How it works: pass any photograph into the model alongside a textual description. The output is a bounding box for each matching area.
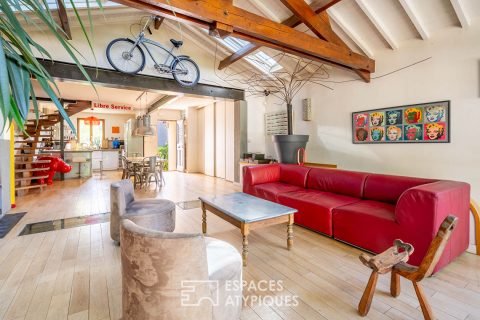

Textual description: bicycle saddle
[170,39,183,48]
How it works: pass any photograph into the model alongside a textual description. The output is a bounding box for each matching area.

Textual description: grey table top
[199,192,297,223]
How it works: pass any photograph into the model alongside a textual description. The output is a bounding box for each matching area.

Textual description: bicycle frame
[129,17,180,69]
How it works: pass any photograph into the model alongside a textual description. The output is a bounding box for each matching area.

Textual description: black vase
[272,134,309,164]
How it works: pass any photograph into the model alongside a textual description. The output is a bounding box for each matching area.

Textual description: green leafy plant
[0,0,100,133]
[158,144,168,170]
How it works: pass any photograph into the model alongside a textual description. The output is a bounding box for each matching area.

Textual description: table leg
[201,202,207,235]
[287,214,294,250]
[241,223,250,267]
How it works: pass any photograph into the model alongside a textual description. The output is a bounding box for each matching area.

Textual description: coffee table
[199,192,297,266]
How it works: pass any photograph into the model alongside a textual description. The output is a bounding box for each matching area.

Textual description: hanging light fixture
[84,116,100,125]
[133,91,156,136]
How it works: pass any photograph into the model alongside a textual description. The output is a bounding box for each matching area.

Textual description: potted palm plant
[0,0,99,133]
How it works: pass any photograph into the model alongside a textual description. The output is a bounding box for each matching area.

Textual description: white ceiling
[81,0,480,74]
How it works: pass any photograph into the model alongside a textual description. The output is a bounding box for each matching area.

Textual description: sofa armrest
[243,164,280,193]
[396,181,470,230]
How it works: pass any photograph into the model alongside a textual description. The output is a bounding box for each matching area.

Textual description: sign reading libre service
[91,101,133,112]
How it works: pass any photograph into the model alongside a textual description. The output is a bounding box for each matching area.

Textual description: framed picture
[352,100,450,144]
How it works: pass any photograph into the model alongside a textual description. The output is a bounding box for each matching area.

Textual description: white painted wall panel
[225,101,235,182]
[215,101,226,179]
[204,104,215,176]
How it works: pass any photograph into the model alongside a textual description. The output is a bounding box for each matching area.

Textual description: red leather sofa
[243,164,470,272]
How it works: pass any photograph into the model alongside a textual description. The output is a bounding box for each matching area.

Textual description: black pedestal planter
[272,134,309,164]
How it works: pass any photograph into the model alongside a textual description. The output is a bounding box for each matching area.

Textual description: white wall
[203,104,215,176]
[246,95,267,153]
[253,25,480,202]
[215,101,226,179]
[29,19,241,87]
[197,108,205,173]
[186,107,199,173]
[225,100,236,182]
[70,111,133,140]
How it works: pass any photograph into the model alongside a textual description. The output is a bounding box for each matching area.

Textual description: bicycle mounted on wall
[106,16,200,87]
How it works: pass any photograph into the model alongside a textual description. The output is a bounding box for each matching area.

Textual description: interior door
[176,120,185,172]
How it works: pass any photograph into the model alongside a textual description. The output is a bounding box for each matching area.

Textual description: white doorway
[176,120,185,172]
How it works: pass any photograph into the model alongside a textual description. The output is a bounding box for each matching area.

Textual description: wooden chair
[358,215,458,319]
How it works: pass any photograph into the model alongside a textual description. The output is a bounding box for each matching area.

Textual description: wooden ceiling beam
[55,0,71,40]
[279,0,370,81]
[113,0,374,74]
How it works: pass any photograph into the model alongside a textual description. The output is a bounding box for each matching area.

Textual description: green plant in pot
[0,0,100,133]
[249,55,331,163]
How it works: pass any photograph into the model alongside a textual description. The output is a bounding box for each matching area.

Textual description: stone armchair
[120,219,243,320]
[110,179,176,243]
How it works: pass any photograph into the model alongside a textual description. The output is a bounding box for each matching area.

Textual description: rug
[0,212,27,238]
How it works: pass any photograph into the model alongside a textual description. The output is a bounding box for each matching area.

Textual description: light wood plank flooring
[1,171,479,320]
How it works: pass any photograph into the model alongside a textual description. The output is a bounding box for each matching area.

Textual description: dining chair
[142,156,161,189]
[155,157,166,186]
[122,156,142,187]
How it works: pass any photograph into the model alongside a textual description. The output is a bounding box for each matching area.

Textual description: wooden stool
[358,239,414,316]
[358,215,458,320]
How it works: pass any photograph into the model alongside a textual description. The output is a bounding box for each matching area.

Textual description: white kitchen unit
[92,150,120,171]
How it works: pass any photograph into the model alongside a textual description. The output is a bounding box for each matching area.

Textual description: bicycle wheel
[106,38,145,74]
[172,57,200,87]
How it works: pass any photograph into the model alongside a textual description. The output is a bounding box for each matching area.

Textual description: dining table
[126,157,166,188]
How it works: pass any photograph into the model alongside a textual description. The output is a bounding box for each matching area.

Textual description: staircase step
[14,154,53,158]
[15,160,51,165]
[15,168,47,173]
[15,175,49,182]
[15,140,53,143]
[14,147,53,151]
[15,184,47,191]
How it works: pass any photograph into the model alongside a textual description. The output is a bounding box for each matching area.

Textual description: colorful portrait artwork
[404,124,423,141]
[369,112,385,126]
[404,107,423,124]
[355,128,369,142]
[354,113,368,127]
[370,127,385,142]
[352,101,449,144]
[386,110,402,125]
[425,105,446,123]
[424,122,446,141]
[386,125,402,141]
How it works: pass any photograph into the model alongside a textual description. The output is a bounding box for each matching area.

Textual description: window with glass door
[77,117,105,147]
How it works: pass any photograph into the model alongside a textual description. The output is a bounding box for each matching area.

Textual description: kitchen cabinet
[92,150,120,170]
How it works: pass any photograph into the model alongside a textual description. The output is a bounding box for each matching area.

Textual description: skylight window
[216,35,282,73]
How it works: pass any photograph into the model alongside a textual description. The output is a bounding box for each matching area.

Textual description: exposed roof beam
[56,0,72,39]
[317,0,343,13]
[355,0,398,50]
[279,0,369,81]
[398,0,429,40]
[218,0,346,70]
[279,0,344,46]
[112,0,374,74]
[218,43,258,70]
[328,8,374,58]
[449,0,470,28]
[148,95,178,113]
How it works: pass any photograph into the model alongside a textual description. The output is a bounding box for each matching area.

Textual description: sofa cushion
[307,168,368,198]
[253,182,303,202]
[278,189,360,236]
[279,164,311,188]
[332,200,399,254]
[363,174,436,204]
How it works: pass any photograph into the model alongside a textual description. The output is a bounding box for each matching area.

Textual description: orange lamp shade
[84,116,100,125]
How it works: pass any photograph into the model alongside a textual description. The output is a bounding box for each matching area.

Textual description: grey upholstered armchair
[110,179,176,243]
[120,219,243,320]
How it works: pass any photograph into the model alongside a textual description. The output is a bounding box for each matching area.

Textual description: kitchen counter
[92,150,120,171]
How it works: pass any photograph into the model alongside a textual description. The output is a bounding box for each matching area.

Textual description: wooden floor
[1,171,479,320]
